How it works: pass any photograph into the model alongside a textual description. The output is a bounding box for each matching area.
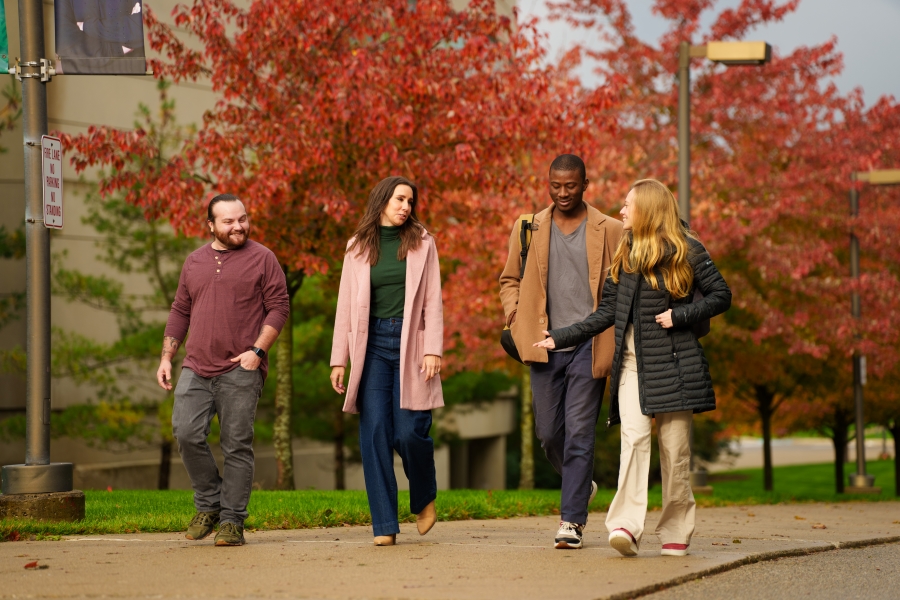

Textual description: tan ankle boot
[373,534,395,546]
[416,500,436,536]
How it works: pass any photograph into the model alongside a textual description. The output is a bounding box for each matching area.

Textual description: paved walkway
[3,502,899,600]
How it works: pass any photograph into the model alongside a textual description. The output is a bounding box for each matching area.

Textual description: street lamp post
[677,40,771,492]
[677,41,771,223]
[846,168,900,494]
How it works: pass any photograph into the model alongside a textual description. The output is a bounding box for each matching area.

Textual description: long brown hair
[610,179,695,299]
[347,176,425,265]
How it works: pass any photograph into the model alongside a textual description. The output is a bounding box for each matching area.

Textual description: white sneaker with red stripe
[608,528,638,556]
[661,543,689,556]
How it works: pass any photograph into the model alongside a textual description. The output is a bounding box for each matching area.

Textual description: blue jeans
[358,317,437,537]
[530,340,606,524]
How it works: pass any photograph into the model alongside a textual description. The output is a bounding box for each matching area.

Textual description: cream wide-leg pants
[605,323,696,549]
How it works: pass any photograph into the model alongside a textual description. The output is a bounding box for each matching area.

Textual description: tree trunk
[273,305,295,490]
[756,385,775,492]
[157,440,172,490]
[889,420,900,497]
[334,405,346,490]
[273,270,303,490]
[518,368,534,490]
[830,407,850,494]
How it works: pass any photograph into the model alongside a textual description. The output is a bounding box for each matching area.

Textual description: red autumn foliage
[61,0,618,371]
[61,0,899,414]
[546,0,900,418]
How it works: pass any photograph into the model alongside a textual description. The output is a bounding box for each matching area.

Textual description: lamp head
[707,41,771,66]
[856,169,900,186]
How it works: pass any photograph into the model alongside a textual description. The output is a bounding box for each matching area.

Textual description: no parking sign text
[41,135,63,229]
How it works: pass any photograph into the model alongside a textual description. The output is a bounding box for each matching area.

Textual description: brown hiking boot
[185,511,220,540]
[214,522,245,546]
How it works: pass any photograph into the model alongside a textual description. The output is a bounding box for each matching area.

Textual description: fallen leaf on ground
[747,513,755,517]
[794,516,806,520]
[23,561,38,569]
[732,539,742,543]
[712,542,730,546]
[812,523,827,529]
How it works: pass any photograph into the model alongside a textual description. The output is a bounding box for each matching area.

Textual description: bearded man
[157,194,289,546]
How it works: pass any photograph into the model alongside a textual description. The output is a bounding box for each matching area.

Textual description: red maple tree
[61,0,619,487]
[544,0,900,489]
[63,0,617,365]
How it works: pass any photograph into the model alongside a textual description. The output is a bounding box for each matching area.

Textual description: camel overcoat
[499,203,623,379]
[330,230,444,414]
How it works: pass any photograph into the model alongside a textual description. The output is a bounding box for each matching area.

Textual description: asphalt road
[646,542,900,600]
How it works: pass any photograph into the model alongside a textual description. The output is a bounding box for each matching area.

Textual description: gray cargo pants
[172,366,263,526]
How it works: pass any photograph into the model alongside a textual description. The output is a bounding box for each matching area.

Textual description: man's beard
[214,227,249,250]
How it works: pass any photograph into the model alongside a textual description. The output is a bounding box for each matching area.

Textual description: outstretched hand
[533,331,556,350]
[655,309,673,329]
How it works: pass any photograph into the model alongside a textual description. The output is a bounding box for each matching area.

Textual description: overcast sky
[518,0,900,107]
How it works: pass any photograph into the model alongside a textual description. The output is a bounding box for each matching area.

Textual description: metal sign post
[0,0,82,521]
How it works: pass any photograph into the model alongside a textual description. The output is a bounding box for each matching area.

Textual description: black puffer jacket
[549,237,731,426]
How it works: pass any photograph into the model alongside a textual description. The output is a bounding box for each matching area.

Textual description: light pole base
[0,490,85,521]
[1,463,74,494]
[849,473,875,487]
[845,473,880,494]
[845,486,881,494]
[690,470,713,495]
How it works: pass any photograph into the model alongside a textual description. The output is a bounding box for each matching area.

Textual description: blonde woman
[534,179,731,557]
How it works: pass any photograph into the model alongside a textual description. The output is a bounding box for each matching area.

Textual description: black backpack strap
[519,220,529,279]
[517,215,534,280]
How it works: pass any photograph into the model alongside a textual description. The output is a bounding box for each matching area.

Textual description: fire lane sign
[41,135,63,229]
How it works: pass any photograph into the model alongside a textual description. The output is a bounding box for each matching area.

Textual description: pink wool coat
[330,231,444,414]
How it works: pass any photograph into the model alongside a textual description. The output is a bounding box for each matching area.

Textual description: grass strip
[1,460,895,539]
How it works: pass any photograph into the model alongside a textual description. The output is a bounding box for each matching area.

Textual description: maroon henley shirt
[164,240,290,381]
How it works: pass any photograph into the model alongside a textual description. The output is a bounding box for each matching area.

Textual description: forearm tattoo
[161,336,181,360]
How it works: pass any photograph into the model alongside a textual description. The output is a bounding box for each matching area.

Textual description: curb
[601,535,900,600]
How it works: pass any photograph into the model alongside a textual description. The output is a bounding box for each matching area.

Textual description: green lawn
[2,460,896,540]
[693,459,897,506]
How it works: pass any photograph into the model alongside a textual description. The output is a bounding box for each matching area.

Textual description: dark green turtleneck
[370,225,406,319]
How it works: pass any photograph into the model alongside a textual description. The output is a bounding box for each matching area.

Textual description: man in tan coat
[500,154,623,549]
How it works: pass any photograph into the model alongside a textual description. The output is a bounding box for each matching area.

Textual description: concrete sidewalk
[3,501,899,600]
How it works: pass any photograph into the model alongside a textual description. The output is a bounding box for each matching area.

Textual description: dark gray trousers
[530,340,606,524]
[172,367,263,526]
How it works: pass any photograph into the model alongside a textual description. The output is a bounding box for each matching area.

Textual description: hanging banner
[54,0,146,75]
[1,0,8,75]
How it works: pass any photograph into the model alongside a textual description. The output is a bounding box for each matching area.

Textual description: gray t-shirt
[547,218,594,352]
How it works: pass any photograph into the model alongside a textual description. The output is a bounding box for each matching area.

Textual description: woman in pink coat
[330,176,444,546]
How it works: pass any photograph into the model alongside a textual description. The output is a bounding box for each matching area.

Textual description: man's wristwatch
[251,346,266,358]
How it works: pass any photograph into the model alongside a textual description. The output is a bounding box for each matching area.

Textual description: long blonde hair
[610,179,695,299]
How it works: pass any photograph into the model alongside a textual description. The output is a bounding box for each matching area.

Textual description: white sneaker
[554,521,584,549]
[609,528,638,556]
[661,543,689,556]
